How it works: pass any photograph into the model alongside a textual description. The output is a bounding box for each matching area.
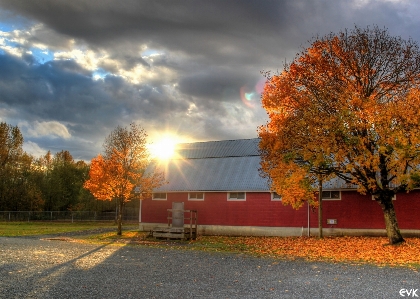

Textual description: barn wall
[142,192,308,227]
[141,190,420,230]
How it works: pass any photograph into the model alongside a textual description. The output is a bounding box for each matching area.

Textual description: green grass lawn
[0,221,116,237]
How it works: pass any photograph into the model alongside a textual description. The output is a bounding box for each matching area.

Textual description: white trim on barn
[188,192,205,201]
[227,192,246,201]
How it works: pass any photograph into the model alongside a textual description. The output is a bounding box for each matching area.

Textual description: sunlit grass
[0,221,115,237]
[86,230,146,241]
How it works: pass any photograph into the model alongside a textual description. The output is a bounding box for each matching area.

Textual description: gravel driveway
[0,235,419,299]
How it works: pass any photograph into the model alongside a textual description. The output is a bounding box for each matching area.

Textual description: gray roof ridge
[173,138,260,160]
[177,137,260,146]
[171,153,260,160]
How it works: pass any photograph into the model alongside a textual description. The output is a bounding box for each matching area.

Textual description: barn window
[228,192,246,201]
[152,193,167,200]
[189,192,204,201]
[271,192,282,201]
[322,191,340,200]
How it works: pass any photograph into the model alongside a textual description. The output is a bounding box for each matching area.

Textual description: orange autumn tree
[84,123,164,235]
[259,26,420,245]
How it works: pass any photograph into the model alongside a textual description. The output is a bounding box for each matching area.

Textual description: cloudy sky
[0,0,419,160]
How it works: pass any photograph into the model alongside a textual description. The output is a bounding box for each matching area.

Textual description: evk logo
[400,289,419,297]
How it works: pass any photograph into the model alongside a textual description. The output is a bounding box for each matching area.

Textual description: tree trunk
[117,199,124,236]
[378,197,404,245]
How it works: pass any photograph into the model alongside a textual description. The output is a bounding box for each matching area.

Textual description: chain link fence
[0,210,139,222]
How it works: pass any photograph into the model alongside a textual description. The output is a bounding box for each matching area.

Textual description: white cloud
[26,121,71,139]
[54,46,178,84]
[119,63,177,84]
[1,22,177,86]
[54,48,106,70]
[22,140,47,157]
[0,42,26,57]
[352,0,405,7]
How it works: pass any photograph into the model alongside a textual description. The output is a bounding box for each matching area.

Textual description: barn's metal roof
[151,138,355,192]
[175,138,260,159]
[153,155,269,192]
[321,177,358,190]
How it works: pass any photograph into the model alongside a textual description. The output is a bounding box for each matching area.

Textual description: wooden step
[152,226,197,240]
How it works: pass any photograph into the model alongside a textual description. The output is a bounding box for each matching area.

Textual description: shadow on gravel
[37,227,121,239]
[1,238,126,298]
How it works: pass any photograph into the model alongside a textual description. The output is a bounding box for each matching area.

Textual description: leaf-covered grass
[214,236,420,269]
[0,221,115,237]
[88,233,420,269]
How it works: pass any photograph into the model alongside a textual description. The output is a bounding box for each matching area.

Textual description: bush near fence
[0,210,139,222]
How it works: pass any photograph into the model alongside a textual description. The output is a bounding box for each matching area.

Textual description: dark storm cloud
[1,0,419,159]
[0,53,187,120]
[0,54,106,119]
[179,67,251,100]
[2,1,418,59]
[2,1,417,80]
[0,52,190,158]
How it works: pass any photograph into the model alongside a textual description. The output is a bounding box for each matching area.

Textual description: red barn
[140,138,420,237]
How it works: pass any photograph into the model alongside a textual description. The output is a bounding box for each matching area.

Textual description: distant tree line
[0,121,118,212]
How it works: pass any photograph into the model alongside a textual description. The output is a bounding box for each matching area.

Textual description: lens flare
[239,78,267,108]
[255,77,266,93]
[240,86,255,108]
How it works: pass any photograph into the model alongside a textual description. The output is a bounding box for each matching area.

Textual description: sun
[149,136,178,160]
